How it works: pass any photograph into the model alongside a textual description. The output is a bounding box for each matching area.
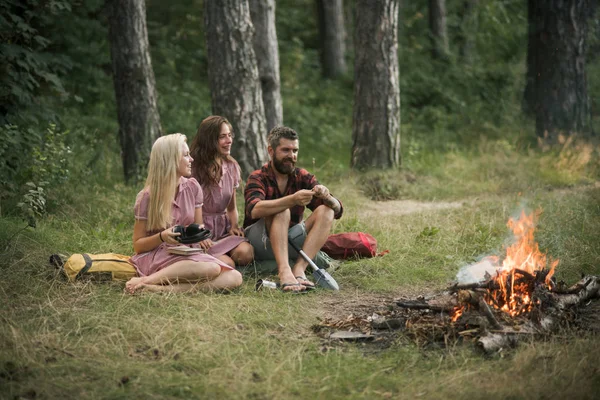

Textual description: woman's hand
[229,226,245,237]
[198,239,214,250]
[161,227,181,245]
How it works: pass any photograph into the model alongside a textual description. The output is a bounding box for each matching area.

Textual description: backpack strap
[75,253,94,280]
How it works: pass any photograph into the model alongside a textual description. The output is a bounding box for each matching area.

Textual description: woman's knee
[231,243,254,266]
[199,261,221,279]
[224,269,243,288]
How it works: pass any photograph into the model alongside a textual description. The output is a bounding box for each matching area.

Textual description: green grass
[1,135,600,399]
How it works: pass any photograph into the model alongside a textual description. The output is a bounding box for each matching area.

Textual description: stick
[395,301,453,313]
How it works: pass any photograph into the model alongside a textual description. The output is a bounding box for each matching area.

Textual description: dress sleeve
[232,161,241,189]
[190,178,204,208]
[134,190,150,220]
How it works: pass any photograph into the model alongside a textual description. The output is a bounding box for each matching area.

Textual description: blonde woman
[125,133,243,294]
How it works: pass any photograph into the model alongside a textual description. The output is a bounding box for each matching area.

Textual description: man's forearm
[250,196,296,220]
[323,195,341,214]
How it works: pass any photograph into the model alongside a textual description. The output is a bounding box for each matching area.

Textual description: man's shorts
[242,219,336,275]
[244,219,306,261]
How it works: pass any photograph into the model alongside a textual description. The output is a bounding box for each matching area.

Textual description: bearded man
[243,126,343,292]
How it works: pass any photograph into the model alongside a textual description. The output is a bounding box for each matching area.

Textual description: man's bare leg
[266,210,303,292]
[292,205,334,281]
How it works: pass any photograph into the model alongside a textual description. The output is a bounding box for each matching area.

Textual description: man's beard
[273,156,295,175]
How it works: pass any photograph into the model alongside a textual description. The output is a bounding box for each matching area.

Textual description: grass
[1,135,600,399]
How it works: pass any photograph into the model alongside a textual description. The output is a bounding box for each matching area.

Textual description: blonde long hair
[145,133,187,232]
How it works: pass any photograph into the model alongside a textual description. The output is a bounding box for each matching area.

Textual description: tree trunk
[429,0,449,60]
[351,0,400,170]
[524,0,592,142]
[107,0,162,184]
[204,0,268,177]
[316,0,347,78]
[458,0,478,64]
[248,0,283,132]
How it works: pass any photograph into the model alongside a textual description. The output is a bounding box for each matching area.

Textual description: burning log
[476,275,600,353]
[456,290,502,330]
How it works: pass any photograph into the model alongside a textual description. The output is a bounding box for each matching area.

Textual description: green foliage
[0,122,71,224]
[0,0,73,124]
[16,181,46,227]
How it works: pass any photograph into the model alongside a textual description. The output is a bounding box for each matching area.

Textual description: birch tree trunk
[523,0,592,142]
[248,0,283,132]
[351,0,400,170]
[204,0,268,177]
[316,0,347,78]
[107,0,162,184]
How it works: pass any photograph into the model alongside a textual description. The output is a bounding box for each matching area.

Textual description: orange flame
[452,209,559,321]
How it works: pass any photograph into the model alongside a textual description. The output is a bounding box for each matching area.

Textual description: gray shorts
[244,219,306,261]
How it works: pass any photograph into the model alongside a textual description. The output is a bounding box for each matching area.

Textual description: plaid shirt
[243,162,343,228]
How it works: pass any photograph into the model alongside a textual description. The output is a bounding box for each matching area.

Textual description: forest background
[1,0,600,399]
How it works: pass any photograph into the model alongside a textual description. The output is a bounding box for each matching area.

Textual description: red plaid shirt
[243,162,343,228]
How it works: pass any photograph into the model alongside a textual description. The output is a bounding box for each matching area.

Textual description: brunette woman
[190,116,254,267]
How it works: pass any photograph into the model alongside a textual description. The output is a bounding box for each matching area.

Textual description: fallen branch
[396,300,453,313]
[476,275,600,353]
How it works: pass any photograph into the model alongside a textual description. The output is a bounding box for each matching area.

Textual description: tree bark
[316,0,347,78]
[429,0,449,60]
[523,0,592,142]
[248,0,283,132]
[107,0,162,184]
[351,0,401,170]
[204,0,268,178]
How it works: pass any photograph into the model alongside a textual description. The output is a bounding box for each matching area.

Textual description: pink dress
[195,160,247,257]
[130,177,233,277]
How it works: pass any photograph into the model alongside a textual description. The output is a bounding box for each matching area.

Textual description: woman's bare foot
[124,276,147,294]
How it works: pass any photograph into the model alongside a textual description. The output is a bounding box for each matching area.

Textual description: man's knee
[314,205,334,222]
[266,209,291,232]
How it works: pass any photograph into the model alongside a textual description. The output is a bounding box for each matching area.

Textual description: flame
[452,210,559,321]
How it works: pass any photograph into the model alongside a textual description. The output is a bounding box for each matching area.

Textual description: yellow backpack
[62,253,137,282]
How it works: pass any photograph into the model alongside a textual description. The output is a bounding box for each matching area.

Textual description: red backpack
[321,232,388,260]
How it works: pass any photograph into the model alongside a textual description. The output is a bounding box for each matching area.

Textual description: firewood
[395,300,454,313]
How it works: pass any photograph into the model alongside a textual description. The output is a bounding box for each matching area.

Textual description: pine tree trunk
[429,0,449,60]
[351,0,400,170]
[316,0,347,78]
[524,0,592,142]
[248,0,283,132]
[204,0,268,177]
[107,0,162,184]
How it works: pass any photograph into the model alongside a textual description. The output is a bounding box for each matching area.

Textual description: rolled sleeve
[244,173,266,226]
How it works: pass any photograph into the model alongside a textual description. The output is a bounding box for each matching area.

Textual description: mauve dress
[195,160,248,257]
[130,177,233,277]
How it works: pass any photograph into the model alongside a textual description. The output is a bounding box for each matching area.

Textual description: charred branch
[396,300,453,313]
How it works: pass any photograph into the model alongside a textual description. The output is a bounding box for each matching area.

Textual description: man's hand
[292,189,314,206]
[312,185,330,199]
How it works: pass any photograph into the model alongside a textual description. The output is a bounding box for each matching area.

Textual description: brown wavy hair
[190,115,239,186]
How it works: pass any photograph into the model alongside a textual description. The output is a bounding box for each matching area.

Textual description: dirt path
[362,199,463,218]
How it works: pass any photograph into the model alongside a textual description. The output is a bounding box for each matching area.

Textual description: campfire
[316,210,600,353]
[451,210,559,321]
